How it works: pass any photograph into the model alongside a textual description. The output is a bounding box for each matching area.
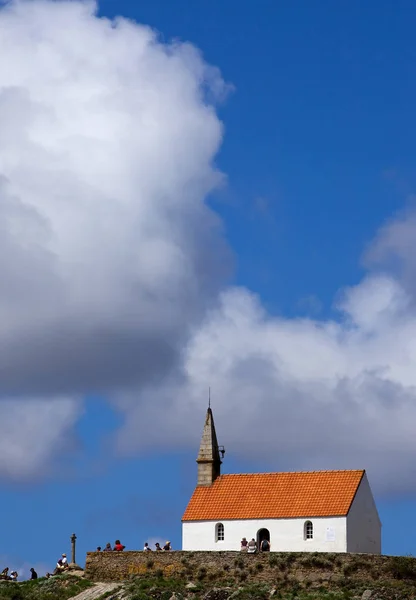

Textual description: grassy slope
[118,552,416,600]
[3,555,416,600]
[0,574,92,600]
[123,570,416,600]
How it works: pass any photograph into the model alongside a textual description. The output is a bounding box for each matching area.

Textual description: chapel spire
[196,405,223,486]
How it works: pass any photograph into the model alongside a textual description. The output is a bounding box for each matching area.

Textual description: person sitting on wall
[103,543,112,552]
[143,543,152,552]
[247,538,257,553]
[30,568,38,580]
[96,547,102,552]
[0,567,9,580]
[155,543,162,551]
[163,541,171,551]
[9,571,18,582]
[240,537,248,552]
[54,559,65,575]
[61,554,69,568]
[260,538,270,552]
[113,540,125,551]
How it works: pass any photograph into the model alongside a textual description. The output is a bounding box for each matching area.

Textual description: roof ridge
[217,469,365,477]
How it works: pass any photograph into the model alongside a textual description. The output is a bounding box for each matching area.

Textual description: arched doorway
[257,528,270,551]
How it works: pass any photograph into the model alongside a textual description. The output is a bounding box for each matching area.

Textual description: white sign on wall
[325,527,335,542]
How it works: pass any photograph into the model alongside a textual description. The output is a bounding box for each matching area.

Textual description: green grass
[0,574,92,600]
[96,589,122,600]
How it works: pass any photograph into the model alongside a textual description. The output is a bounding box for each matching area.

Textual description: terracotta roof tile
[182,470,364,521]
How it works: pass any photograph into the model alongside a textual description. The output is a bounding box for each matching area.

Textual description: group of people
[0,567,19,581]
[144,541,171,552]
[1,553,68,583]
[96,540,126,552]
[240,537,271,553]
[95,540,172,552]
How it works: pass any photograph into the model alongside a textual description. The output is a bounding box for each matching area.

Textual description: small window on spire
[215,523,224,542]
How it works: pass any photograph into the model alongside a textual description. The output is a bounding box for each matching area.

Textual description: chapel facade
[182,408,381,553]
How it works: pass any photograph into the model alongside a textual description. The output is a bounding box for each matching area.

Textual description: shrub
[154,569,164,578]
[343,563,358,577]
[131,593,149,600]
[269,554,278,567]
[291,581,301,595]
[301,555,333,569]
[390,556,416,580]
[351,557,372,570]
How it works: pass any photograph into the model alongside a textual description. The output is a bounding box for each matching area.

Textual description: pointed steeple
[196,407,222,486]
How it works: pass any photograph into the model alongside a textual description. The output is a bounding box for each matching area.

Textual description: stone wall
[85,550,399,585]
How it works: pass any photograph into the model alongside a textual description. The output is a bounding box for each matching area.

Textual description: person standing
[260,538,270,552]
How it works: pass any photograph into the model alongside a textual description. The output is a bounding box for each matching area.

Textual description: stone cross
[71,533,77,565]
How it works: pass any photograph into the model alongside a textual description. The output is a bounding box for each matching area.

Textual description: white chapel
[182,408,381,554]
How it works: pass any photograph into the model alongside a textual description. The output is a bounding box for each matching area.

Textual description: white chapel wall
[346,473,381,554]
[183,516,347,552]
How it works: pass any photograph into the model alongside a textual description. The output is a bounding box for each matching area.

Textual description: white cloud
[3,0,416,496]
[113,230,416,494]
[0,397,82,481]
[365,203,416,284]
[0,0,229,479]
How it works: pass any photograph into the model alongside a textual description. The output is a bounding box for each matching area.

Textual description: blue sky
[97,0,414,313]
[2,0,416,578]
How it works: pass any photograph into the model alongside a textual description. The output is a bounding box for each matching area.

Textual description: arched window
[215,523,225,542]
[304,521,313,540]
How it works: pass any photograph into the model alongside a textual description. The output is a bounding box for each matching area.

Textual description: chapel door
[257,528,270,550]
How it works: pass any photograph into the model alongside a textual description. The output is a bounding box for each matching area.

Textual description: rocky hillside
[2,553,416,600]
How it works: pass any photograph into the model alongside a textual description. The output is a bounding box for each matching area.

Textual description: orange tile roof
[182,470,364,521]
